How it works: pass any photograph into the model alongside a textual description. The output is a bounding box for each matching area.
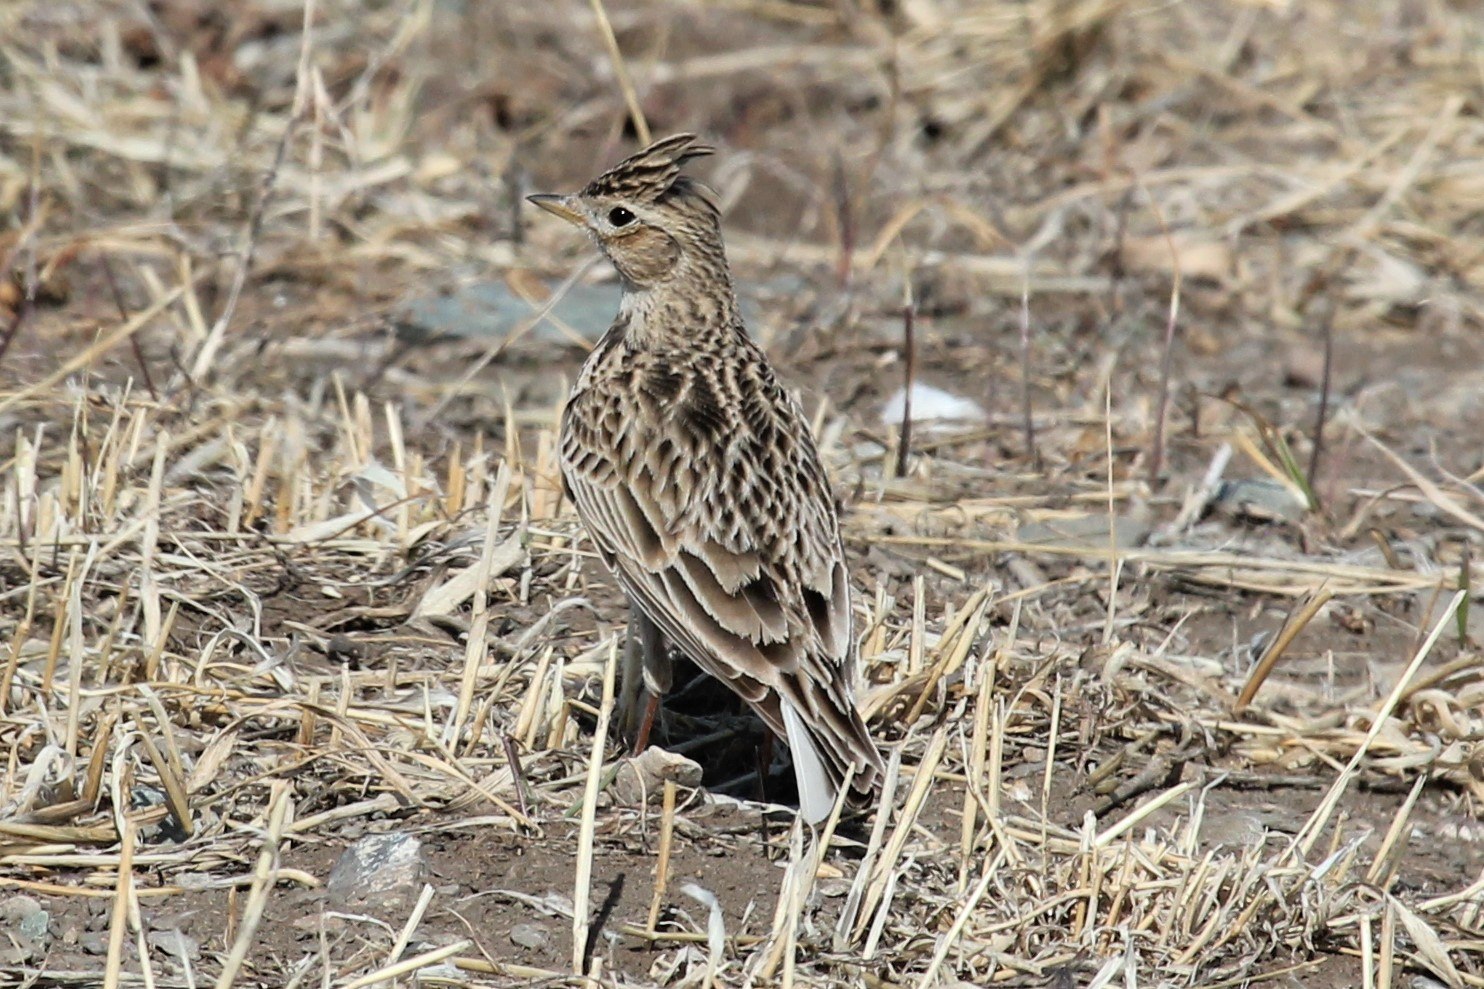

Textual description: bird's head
[527,133,722,290]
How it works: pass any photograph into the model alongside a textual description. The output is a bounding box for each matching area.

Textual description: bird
[528,134,884,824]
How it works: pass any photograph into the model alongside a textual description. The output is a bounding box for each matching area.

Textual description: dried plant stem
[102,785,135,989]
[853,728,948,944]
[1365,772,1427,890]
[1145,183,1183,482]
[573,637,618,975]
[893,303,915,477]
[1306,296,1335,498]
[588,0,650,144]
[834,150,854,289]
[1289,589,1464,861]
[383,883,436,982]
[1018,267,1039,469]
[645,780,677,933]
[1234,587,1334,714]
[447,467,510,742]
[99,255,158,401]
[214,782,294,989]
[341,940,471,989]
[189,114,299,381]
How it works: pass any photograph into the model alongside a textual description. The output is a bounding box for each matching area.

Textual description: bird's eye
[607,206,636,227]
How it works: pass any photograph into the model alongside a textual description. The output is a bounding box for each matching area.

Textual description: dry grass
[2,0,1484,986]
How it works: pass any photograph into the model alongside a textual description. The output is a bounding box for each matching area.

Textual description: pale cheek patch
[607,227,680,284]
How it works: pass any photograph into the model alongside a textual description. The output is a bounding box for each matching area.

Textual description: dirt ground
[2,1,1483,987]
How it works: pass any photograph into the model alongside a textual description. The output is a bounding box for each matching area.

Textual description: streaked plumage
[530,134,883,823]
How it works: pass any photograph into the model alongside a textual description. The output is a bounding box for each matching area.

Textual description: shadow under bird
[529,134,884,824]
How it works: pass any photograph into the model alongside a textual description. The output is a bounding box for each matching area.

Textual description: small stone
[0,895,48,944]
[19,908,48,940]
[509,923,550,950]
[326,833,426,915]
[814,877,853,898]
[1210,478,1308,524]
[147,928,200,963]
[1283,345,1326,389]
[0,894,44,924]
[612,747,704,805]
[1015,513,1151,551]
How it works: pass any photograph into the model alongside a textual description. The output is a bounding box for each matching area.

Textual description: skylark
[530,134,883,824]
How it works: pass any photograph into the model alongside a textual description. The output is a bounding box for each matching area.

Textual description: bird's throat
[616,271,742,349]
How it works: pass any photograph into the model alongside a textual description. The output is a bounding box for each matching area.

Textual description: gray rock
[1015,513,1150,551]
[0,894,38,921]
[612,747,704,805]
[0,895,49,962]
[326,833,426,915]
[398,280,618,345]
[0,895,46,932]
[1210,478,1308,524]
[19,908,47,941]
[147,928,200,963]
[509,922,550,950]
[397,275,773,346]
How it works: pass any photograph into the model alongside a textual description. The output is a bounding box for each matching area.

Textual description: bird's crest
[582,133,715,204]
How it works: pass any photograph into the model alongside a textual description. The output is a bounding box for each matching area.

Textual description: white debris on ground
[880,383,985,428]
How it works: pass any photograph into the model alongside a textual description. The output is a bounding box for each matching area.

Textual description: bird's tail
[781,697,883,825]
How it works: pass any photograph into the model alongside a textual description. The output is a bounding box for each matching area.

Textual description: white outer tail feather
[782,701,836,825]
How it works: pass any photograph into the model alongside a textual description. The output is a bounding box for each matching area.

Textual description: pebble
[612,747,704,805]
[147,928,200,963]
[0,895,49,962]
[509,923,550,950]
[326,832,427,915]
[1210,478,1308,524]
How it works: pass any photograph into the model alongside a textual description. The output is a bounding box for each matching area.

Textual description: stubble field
[2,1,1483,986]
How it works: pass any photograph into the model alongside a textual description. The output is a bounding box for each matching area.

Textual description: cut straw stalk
[214,781,294,989]
[852,728,948,945]
[102,797,136,989]
[644,780,677,933]
[341,940,472,989]
[1289,588,1464,861]
[757,768,854,983]
[447,465,510,744]
[587,0,649,145]
[572,637,618,975]
[957,601,1015,891]
[905,583,990,724]
[1233,587,1334,714]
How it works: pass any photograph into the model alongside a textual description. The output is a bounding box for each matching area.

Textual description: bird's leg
[618,605,671,754]
[617,609,647,749]
[633,693,662,755]
[756,731,775,803]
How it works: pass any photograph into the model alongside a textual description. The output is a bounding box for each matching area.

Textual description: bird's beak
[526,193,585,227]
